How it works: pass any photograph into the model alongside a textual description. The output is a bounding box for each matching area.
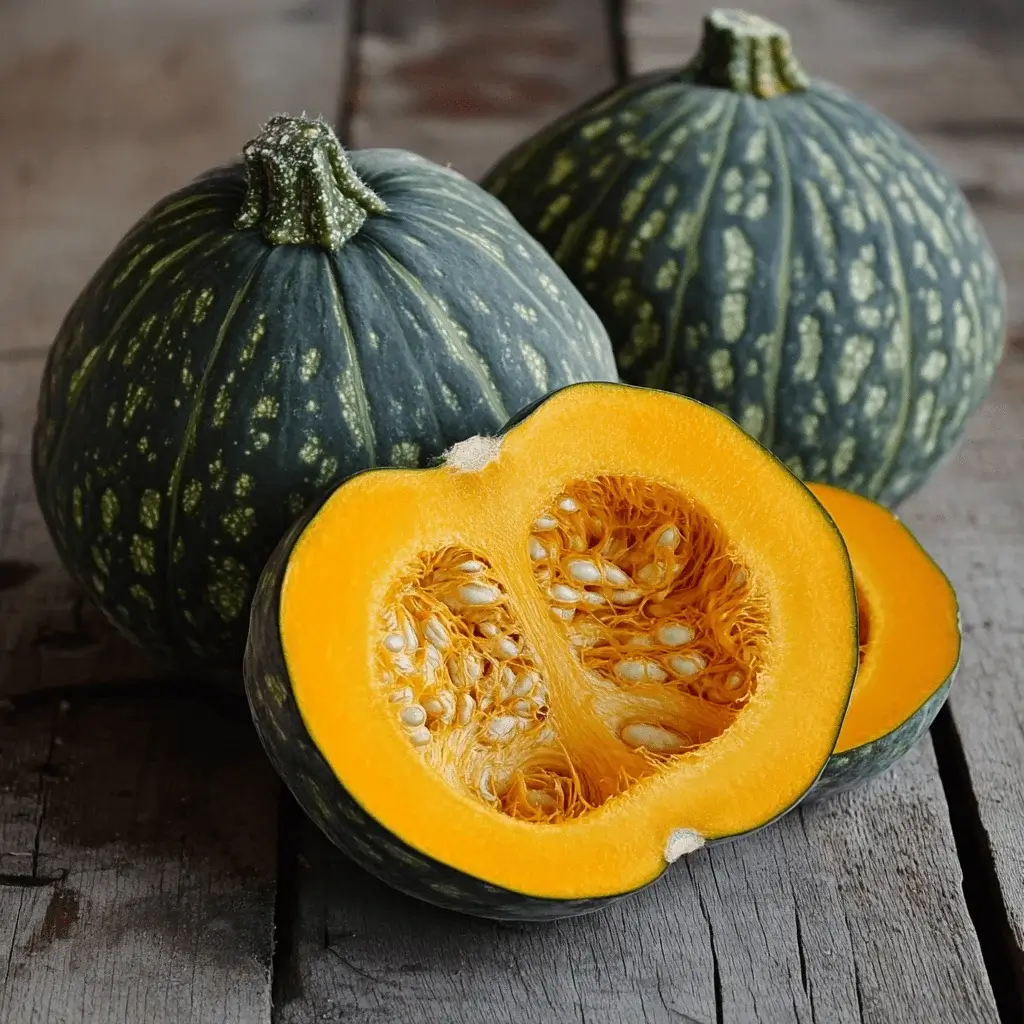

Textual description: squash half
[807,484,961,798]
[244,383,858,919]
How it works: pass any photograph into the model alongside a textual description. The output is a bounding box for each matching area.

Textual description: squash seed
[457,692,475,726]
[620,722,687,753]
[424,616,449,649]
[408,725,432,747]
[534,515,557,530]
[657,623,695,646]
[550,584,581,603]
[458,582,500,606]
[400,704,427,728]
[528,537,547,561]
[567,558,602,583]
[558,497,579,512]
[603,564,630,586]
[669,654,705,677]
[486,716,518,743]
[657,525,680,548]
[384,633,405,653]
[612,590,642,605]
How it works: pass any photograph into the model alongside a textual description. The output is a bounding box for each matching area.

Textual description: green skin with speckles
[32,135,617,680]
[243,382,854,921]
[482,64,1007,508]
[810,675,954,800]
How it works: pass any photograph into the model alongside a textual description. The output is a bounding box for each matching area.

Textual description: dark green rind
[809,675,954,801]
[244,382,857,919]
[243,491,643,922]
[481,69,1006,509]
[33,149,617,679]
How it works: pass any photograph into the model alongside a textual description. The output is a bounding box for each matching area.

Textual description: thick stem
[235,114,387,249]
[685,9,809,98]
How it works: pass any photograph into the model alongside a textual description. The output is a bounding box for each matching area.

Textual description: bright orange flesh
[281,384,858,900]
[808,483,960,753]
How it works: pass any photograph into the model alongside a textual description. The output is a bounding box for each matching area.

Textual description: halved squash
[806,484,961,798]
[244,383,858,919]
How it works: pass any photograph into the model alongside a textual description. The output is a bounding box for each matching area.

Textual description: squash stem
[683,8,809,98]
[235,114,387,249]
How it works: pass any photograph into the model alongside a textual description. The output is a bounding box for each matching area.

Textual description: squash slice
[808,483,961,798]
[244,383,858,919]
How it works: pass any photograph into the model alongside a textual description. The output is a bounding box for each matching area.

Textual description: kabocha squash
[807,483,960,798]
[31,114,617,678]
[482,8,1006,508]
[244,382,859,919]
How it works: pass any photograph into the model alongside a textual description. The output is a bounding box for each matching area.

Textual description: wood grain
[0,0,352,697]
[901,343,1024,1010]
[0,688,279,1023]
[275,740,997,1024]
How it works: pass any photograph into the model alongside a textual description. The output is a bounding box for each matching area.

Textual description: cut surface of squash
[808,483,960,755]
[275,384,858,901]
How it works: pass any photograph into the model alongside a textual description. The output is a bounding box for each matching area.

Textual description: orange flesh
[808,484,960,754]
[281,384,858,899]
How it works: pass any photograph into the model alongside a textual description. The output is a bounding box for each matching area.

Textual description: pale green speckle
[192,288,214,323]
[801,414,819,442]
[182,480,202,515]
[744,129,768,164]
[539,194,571,232]
[298,436,323,465]
[253,430,271,451]
[836,335,875,404]
[130,534,156,575]
[173,537,185,563]
[129,583,155,609]
[739,404,765,437]
[723,227,755,289]
[667,210,694,251]
[721,167,743,193]
[709,349,734,390]
[546,151,576,187]
[580,117,611,141]
[123,383,147,426]
[817,291,836,315]
[253,396,279,419]
[287,493,305,517]
[212,385,231,428]
[655,259,679,290]
[912,391,936,440]
[864,385,887,418]
[583,229,608,274]
[207,557,249,622]
[234,474,254,498]
[921,350,948,382]
[848,249,879,303]
[785,455,805,477]
[101,488,120,530]
[794,316,823,382]
[209,455,227,491]
[72,487,84,528]
[720,293,747,344]
[139,490,161,530]
[802,182,837,277]
[514,302,539,325]
[832,437,857,476]
[316,456,339,487]
[222,507,256,542]
[299,348,323,383]
[744,193,769,220]
[390,442,420,467]
[240,316,265,364]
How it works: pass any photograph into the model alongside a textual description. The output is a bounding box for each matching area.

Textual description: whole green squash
[482,9,1006,506]
[32,114,617,678]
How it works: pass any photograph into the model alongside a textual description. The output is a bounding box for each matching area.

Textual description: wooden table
[1,1,1022,1021]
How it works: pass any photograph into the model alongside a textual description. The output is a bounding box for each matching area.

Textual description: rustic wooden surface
[0,0,1022,1021]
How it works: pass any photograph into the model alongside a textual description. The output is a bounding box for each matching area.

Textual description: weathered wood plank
[901,341,1024,1013]
[350,0,617,179]
[276,741,997,1024]
[0,0,352,696]
[0,688,279,1023]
